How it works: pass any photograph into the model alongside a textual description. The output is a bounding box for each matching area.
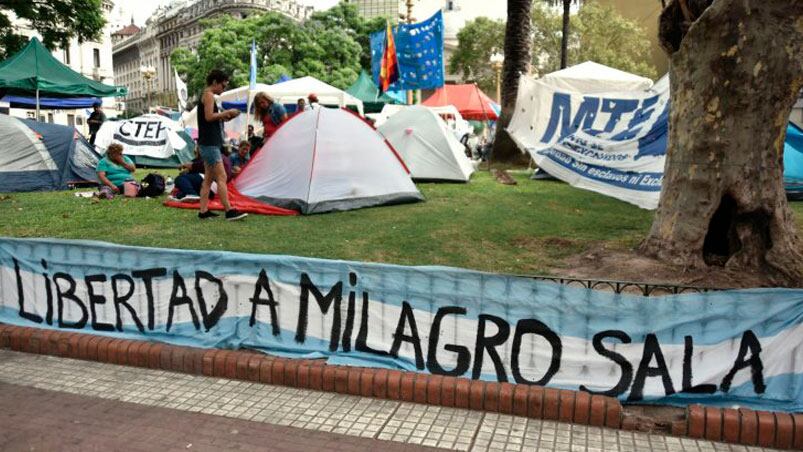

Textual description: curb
[2,325,801,449]
[0,324,621,429]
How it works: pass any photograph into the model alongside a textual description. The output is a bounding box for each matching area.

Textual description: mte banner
[507,77,669,209]
[370,11,445,91]
[1,238,801,411]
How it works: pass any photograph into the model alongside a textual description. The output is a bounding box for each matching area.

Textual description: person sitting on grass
[230,141,251,174]
[96,143,135,198]
[173,145,204,200]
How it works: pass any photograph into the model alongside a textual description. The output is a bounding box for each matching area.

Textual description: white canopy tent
[377,105,475,182]
[539,61,654,93]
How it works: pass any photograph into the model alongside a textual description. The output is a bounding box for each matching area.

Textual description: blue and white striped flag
[249,40,257,90]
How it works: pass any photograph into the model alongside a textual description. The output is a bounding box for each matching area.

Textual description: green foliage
[449,3,658,85]
[0,0,106,60]
[447,17,506,95]
[171,2,382,98]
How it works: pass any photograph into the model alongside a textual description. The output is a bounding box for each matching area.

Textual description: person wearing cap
[87,101,106,145]
[254,92,288,139]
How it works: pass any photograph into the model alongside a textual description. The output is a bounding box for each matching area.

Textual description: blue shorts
[199,145,222,166]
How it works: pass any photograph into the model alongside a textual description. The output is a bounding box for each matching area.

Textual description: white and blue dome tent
[0,114,100,192]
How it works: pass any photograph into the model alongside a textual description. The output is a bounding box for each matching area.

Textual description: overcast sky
[112,0,505,27]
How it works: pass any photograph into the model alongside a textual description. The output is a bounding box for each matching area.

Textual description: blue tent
[0,114,100,192]
[783,122,803,199]
[1,95,100,109]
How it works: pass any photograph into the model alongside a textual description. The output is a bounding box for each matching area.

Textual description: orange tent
[421,83,498,121]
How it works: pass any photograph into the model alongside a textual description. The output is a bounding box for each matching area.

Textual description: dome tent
[377,105,475,182]
[0,114,100,192]
[233,107,423,214]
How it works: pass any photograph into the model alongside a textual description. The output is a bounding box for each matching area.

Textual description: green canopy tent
[346,71,401,114]
[0,37,127,117]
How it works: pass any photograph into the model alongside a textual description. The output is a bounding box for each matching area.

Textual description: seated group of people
[173,140,252,201]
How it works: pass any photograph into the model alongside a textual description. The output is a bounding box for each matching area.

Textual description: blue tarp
[1,95,100,109]
[370,11,445,91]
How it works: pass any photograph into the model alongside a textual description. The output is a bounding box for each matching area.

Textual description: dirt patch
[553,243,780,289]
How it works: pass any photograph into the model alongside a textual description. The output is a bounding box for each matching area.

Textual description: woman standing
[198,69,247,221]
[254,92,288,140]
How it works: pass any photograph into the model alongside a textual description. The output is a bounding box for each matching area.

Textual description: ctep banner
[507,77,670,209]
[93,114,187,159]
[1,238,802,411]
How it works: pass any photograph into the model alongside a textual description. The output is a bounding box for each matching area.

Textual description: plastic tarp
[1,95,100,109]
[783,122,803,197]
[541,61,654,93]
[0,38,126,97]
[377,105,474,182]
[94,114,190,166]
[422,84,498,121]
[0,115,99,192]
[232,108,423,214]
[346,71,402,113]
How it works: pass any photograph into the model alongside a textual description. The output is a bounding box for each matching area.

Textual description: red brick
[322,367,336,391]
[793,413,803,450]
[387,371,402,400]
[247,356,262,382]
[213,350,228,377]
[283,360,299,387]
[18,327,36,353]
[201,350,216,376]
[528,386,545,419]
[96,337,111,363]
[399,373,415,402]
[308,365,323,390]
[671,420,687,437]
[498,383,514,414]
[271,360,286,385]
[426,375,443,405]
[55,334,70,357]
[224,351,238,379]
[738,408,758,445]
[140,342,156,367]
[704,407,722,442]
[297,364,311,389]
[68,334,82,359]
[573,390,590,425]
[40,330,59,355]
[413,374,428,404]
[347,369,362,395]
[440,377,456,408]
[105,339,120,363]
[454,378,470,409]
[259,359,273,384]
[129,341,148,367]
[334,368,349,394]
[169,346,185,372]
[0,324,11,348]
[27,329,45,354]
[483,382,499,412]
[512,385,528,417]
[469,380,485,411]
[558,390,575,423]
[721,408,741,444]
[604,399,621,429]
[186,348,204,374]
[77,334,93,360]
[773,412,794,449]
[588,395,606,427]
[542,388,560,420]
[359,370,374,397]
[236,354,251,380]
[756,410,776,448]
[372,369,388,398]
[85,336,101,361]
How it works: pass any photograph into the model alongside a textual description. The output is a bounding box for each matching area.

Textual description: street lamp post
[139,65,156,113]
[489,51,504,104]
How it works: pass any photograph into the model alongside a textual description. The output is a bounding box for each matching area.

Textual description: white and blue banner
[1,238,801,411]
[507,77,670,209]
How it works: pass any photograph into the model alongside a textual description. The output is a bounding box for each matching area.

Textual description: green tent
[346,71,400,113]
[0,37,127,114]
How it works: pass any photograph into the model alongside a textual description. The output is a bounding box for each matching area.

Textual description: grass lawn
[3,170,803,276]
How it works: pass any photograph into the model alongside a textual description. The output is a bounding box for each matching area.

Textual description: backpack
[138,173,166,198]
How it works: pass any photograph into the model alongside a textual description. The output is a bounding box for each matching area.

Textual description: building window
[77,117,84,126]
[93,48,100,68]
[67,114,75,126]
[47,113,54,123]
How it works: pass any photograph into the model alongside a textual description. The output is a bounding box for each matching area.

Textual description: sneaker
[225,209,248,221]
[198,211,219,219]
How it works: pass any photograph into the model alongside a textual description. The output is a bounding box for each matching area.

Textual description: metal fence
[526,275,722,296]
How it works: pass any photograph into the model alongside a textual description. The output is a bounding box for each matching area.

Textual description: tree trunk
[560,0,570,69]
[491,0,532,163]
[640,0,803,285]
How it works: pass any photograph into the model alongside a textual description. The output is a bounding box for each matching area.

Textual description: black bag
[138,173,166,198]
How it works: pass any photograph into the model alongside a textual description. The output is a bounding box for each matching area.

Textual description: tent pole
[35,88,40,120]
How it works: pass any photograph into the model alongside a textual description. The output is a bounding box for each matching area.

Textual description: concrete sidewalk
[0,350,780,452]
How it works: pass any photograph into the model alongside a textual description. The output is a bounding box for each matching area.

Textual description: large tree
[0,0,106,60]
[640,0,803,285]
[490,0,533,163]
